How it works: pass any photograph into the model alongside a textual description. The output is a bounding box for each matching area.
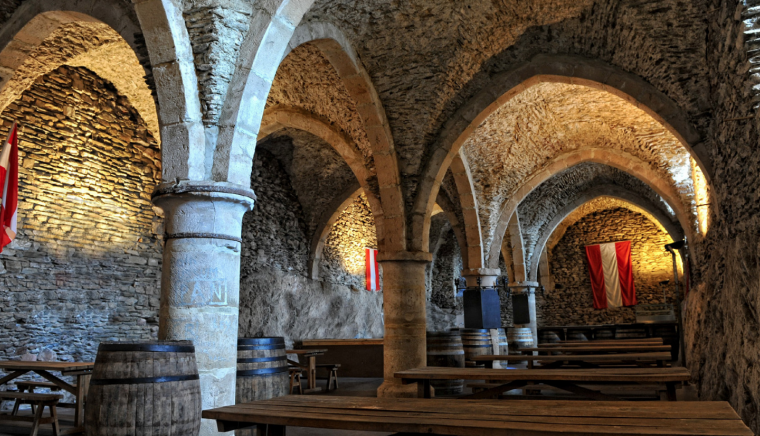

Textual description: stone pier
[152,181,255,436]
[376,251,432,398]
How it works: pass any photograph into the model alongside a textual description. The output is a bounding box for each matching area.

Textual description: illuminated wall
[539,207,674,326]
[0,65,161,363]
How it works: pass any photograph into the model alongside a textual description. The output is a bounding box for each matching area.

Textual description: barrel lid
[98,341,194,353]
[238,337,285,345]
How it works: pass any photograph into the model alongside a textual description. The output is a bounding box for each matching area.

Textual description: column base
[377,380,420,398]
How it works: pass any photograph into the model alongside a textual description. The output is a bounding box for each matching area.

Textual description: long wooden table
[395,367,690,401]
[473,352,672,369]
[0,361,93,435]
[202,395,752,436]
[287,349,326,393]
[519,345,672,355]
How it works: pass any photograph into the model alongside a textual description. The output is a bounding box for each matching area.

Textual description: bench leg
[295,374,303,395]
[666,383,677,401]
[332,369,338,390]
[29,401,45,436]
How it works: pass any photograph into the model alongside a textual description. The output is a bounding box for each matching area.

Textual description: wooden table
[287,349,326,393]
[395,367,690,401]
[202,395,752,436]
[301,339,383,377]
[0,361,93,435]
[519,345,672,355]
[473,352,672,369]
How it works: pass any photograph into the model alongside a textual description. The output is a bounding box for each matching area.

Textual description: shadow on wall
[238,151,383,346]
[0,65,162,365]
[538,207,673,326]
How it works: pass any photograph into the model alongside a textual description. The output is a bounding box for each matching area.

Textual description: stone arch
[449,151,484,271]
[526,185,685,282]
[485,149,695,269]
[215,17,406,252]
[434,189,467,270]
[412,53,712,254]
[259,105,386,244]
[307,184,362,280]
[503,212,528,284]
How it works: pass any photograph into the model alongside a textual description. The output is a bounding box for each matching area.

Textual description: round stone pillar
[376,251,432,398]
[152,181,255,436]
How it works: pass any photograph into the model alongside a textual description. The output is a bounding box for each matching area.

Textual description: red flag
[365,248,379,291]
[585,241,637,309]
[0,122,18,252]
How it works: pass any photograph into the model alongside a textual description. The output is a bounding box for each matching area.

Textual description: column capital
[377,250,432,263]
[152,180,256,201]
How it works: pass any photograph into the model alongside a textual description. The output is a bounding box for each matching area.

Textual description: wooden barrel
[615,326,647,339]
[567,329,589,341]
[459,329,492,367]
[494,328,510,368]
[507,327,534,364]
[594,327,615,340]
[237,337,289,402]
[539,330,562,344]
[85,341,201,436]
[426,332,464,395]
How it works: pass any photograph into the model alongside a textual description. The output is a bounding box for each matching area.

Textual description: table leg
[666,383,677,401]
[258,424,286,436]
[75,373,90,429]
[309,357,316,390]
[417,380,431,399]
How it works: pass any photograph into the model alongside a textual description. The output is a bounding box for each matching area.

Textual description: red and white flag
[0,122,18,252]
[365,248,379,291]
[585,241,637,309]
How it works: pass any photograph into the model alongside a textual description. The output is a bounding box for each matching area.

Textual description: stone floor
[0,376,698,435]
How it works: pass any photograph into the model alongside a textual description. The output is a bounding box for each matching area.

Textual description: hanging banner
[0,122,18,253]
[365,248,379,291]
[585,240,637,309]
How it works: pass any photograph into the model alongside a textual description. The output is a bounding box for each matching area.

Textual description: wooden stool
[288,367,303,395]
[0,391,61,436]
[316,364,340,391]
[14,381,75,415]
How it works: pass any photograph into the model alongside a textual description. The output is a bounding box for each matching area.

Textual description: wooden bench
[396,366,690,401]
[473,352,672,369]
[202,395,753,435]
[0,391,61,436]
[315,364,340,391]
[466,382,669,400]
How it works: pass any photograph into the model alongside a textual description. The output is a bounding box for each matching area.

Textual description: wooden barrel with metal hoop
[85,341,201,436]
[508,327,534,364]
[236,337,289,405]
[458,328,492,367]
[426,331,465,395]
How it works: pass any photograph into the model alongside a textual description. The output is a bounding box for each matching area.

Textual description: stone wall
[0,65,161,366]
[238,149,384,345]
[426,214,462,332]
[539,208,673,326]
[684,1,760,432]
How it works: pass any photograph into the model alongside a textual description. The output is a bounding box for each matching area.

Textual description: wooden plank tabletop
[202,396,752,436]
[302,339,383,346]
[395,367,691,382]
[519,345,672,354]
[473,352,672,363]
[0,361,94,372]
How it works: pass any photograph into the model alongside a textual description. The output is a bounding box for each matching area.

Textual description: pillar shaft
[376,251,432,398]
[510,281,540,346]
[152,182,255,436]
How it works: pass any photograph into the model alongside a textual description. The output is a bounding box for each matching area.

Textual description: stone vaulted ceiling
[463,82,695,252]
[517,162,681,278]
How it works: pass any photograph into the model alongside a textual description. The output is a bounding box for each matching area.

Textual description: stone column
[152,181,255,436]
[461,268,501,288]
[509,281,541,346]
[376,251,432,398]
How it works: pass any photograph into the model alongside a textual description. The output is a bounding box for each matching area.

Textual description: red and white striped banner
[365,248,379,291]
[585,241,637,309]
[0,122,18,252]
